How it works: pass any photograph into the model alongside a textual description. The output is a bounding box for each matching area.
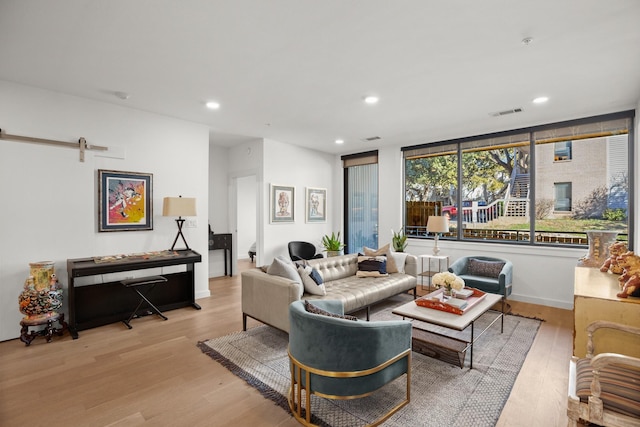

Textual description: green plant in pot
[321,232,345,256]
[392,228,408,252]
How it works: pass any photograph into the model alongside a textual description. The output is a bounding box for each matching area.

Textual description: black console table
[209,232,232,276]
[66,249,201,339]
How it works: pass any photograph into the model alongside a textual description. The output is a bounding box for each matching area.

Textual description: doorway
[235,175,257,265]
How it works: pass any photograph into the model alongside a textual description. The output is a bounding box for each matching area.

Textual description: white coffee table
[392,289,503,368]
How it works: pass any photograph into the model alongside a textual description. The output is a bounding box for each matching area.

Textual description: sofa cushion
[267,256,303,298]
[304,300,358,321]
[356,255,388,277]
[468,258,505,278]
[297,265,326,296]
[391,252,408,274]
[364,244,398,273]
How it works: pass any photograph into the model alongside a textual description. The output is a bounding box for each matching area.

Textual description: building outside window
[402,111,633,248]
[554,141,572,161]
[554,182,572,212]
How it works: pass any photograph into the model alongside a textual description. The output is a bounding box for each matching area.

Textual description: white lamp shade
[163,197,196,217]
[427,216,449,233]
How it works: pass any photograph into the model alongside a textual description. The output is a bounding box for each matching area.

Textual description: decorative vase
[442,286,452,297]
[578,230,619,268]
[326,250,344,257]
[18,261,63,319]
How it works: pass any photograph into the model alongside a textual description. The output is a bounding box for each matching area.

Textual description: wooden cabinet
[209,232,232,276]
[573,266,640,357]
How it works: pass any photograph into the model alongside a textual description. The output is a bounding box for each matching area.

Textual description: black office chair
[288,241,323,261]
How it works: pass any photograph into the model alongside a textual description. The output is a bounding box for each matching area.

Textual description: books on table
[445,297,468,310]
[454,288,474,299]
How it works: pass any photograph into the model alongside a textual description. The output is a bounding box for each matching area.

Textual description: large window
[403,111,634,248]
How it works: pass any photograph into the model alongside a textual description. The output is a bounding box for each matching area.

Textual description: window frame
[401,110,635,250]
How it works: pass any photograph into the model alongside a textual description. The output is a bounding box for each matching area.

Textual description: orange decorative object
[415,288,487,315]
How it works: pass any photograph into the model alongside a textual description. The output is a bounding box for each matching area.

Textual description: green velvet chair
[287,300,411,427]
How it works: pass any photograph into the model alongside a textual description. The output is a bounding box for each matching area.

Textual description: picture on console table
[306,187,327,223]
[98,169,153,231]
[270,184,295,223]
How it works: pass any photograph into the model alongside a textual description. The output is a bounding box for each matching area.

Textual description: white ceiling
[1,1,639,155]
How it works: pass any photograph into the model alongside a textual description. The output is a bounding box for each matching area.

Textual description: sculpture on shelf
[599,241,628,274]
[577,230,618,268]
[615,251,640,298]
[17,261,67,345]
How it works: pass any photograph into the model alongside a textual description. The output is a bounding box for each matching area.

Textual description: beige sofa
[241,253,418,333]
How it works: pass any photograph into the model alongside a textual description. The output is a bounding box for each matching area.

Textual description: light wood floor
[0,260,574,427]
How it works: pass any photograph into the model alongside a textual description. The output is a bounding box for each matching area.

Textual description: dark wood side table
[20,312,68,346]
[209,233,232,276]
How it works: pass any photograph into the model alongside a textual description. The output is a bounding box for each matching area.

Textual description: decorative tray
[415,288,487,315]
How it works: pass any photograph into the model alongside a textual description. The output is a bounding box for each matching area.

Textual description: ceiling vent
[363,136,381,142]
[489,108,523,117]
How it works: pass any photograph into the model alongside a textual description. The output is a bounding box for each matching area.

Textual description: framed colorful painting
[98,169,153,231]
[306,187,327,223]
[270,184,295,223]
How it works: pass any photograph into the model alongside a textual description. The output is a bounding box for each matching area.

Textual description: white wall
[208,144,230,277]
[236,175,257,259]
[0,81,210,341]
[262,139,338,264]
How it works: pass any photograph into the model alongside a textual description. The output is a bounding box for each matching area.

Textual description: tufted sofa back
[307,253,359,282]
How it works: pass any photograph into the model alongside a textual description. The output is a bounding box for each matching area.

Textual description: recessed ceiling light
[363,95,379,104]
[532,96,549,104]
[335,139,344,144]
[206,101,220,110]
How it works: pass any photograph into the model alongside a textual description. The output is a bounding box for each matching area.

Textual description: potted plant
[321,232,345,257]
[392,228,408,252]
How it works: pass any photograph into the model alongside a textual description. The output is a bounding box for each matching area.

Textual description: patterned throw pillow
[467,258,505,278]
[363,244,399,273]
[304,300,358,321]
[297,265,326,296]
[575,357,640,418]
[356,255,388,277]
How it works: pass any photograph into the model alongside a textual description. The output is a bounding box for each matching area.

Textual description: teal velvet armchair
[287,300,411,426]
[448,256,512,311]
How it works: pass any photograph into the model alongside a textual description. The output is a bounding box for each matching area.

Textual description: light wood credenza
[574,266,640,358]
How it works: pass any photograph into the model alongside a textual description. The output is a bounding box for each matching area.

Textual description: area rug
[197,295,541,427]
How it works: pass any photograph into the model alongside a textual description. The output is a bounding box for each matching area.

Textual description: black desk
[209,233,232,276]
[66,249,201,338]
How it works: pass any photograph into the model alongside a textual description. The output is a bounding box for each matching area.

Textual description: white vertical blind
[346,163,378,253]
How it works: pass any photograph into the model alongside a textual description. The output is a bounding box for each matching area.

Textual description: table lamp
[163,196,196,250]
[427,216,449,255]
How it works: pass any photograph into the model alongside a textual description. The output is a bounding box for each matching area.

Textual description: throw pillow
[363,243,399,273]
[304,300,358,321]
[391,252,408,274]
[297,265,326,296]
[467,258,505,278]
[356,255,388,277]
[266,256,303,298]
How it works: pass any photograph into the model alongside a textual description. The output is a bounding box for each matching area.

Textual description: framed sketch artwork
[98,169,153,231]
[270,184,295,223]
[306,187,327,223]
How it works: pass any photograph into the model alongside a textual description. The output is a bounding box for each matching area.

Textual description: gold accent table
[573,266,640,358]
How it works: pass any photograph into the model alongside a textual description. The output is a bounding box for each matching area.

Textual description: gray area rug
[197,294,541,427]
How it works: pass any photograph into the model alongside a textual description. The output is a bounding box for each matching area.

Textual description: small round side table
[20,312,68,346]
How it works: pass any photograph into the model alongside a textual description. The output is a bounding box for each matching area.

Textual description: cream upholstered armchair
[567,320,640,427]
[288,300,411,427]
